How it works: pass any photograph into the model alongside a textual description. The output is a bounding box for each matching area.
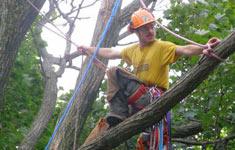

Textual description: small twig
[81,0,100,9]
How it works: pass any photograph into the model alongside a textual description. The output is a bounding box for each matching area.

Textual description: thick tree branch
[172,134,235,146]
[19,4,59,147]
[19,0,82,148]
[50,1,122,149]
[172,121,203,138]
[53,0,86,76]
[117,41,138,46]
[118,30,132,42]
[79,32,235,150]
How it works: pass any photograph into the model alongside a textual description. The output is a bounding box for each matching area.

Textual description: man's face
[137,22,156,45]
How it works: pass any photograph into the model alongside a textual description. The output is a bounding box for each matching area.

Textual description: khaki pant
[84,67,166,147]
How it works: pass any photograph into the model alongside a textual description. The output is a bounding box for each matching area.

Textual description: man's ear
[128,24,135,33]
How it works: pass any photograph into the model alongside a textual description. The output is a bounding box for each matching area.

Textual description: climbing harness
[128,84,148,106]
[135,86,170,150]
[136,1,223,149]
[149,87,168,150]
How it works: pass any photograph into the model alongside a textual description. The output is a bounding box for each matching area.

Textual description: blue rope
[159,120,163,150]
[45,0,121,149]
[167,111,171,149]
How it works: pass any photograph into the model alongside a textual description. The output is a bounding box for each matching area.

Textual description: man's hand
[201,37,224,61]
[202,37,221,57]
[77,45,91,55]
[207,37,221,48]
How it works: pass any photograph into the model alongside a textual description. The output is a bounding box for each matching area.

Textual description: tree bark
[0,0,46,111]
[172,134,235,148]
[213,139,227,150]
[79,31,235,150]
[50,0,156,149]
[49,0,122,149]
[172,121,203,138]
[19,3,60,148]
[19,73,58,150]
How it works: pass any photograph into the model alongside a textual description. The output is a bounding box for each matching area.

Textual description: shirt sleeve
[121,44,136,65]
[161,41,179,65]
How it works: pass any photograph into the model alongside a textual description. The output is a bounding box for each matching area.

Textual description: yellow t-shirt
[121,39,179,89]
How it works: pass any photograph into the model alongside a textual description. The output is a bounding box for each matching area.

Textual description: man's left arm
[175,37,221,57]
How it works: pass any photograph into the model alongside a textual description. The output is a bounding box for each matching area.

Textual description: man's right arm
[78,46,122,59]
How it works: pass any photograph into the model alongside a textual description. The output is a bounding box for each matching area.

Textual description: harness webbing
[166,111,171,149]
[44,0,122,149]
[128,84,148,105]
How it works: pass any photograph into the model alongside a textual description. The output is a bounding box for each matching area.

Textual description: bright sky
[40,0,187,93]
[41,1,102,93]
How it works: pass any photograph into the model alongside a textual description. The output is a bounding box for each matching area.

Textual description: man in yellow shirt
[78,8,220,149]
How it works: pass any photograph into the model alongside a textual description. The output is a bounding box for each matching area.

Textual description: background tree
[0,29,44,149]
[49,0,156,149]
[0,0,46,111]
[1,0,235,149]
[19,0,94,149]
[160,0,235,149]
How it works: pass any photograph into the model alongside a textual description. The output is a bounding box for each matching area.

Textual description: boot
[107,90,128,126]
[136,132,150,150]
[84,118,109,144]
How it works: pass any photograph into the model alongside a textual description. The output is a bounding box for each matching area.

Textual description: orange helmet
[130,8,155,30]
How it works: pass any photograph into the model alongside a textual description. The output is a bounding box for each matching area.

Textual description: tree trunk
[79,31,235,150]
[19,73,58,150]
[48,0,164,149]
[19,6,60,147]
[0,0,46,111]
[49,0,122,149]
